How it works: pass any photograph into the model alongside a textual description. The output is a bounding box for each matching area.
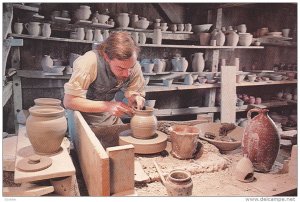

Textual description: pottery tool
[153,160,166,185]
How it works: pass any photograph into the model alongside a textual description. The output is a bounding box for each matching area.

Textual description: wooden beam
[3,81,13,107]
[152,3,185,24]
[3,3,13,39]
[12,3,39,12]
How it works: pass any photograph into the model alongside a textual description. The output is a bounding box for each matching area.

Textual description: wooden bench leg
[50,175,80,196]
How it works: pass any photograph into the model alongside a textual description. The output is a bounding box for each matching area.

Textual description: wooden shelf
[236,100,296,112]
[13,4,39,12]
[154,106,220,116]
[145,83,219,92]
[17,70,71,79]
[140,44,264,49]
[3,82,13,107]
[237,80,297,87]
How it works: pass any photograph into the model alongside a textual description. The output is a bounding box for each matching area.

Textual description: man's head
[100,32,140,81]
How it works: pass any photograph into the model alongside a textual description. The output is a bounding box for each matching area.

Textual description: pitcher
[25,22,41,36]
[42,23,51,37]
[191,52,205,72]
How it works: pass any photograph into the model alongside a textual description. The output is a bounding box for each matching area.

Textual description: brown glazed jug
[26,106,67,155]
[242,108,280,172]
[165,169,193,196]
[130,107,157,139]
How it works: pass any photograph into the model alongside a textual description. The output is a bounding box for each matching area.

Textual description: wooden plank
[4,38,23,46]
[3,81,13,107]
[216,8,223,29]
[3,39,12,82]
[236,80,297,87]
[154,3,185,23]
[221,66,237,123]
[50,175,80,196]
[12,75,22,132]
[106,145,135,195]
[73,111,110,196]
[134,160,150,183]
[3,4,13,39]
[146,83,219,92]
[3,136,18,171]
[13,3,39,12]
[14,126,76,183]
[3,184,54,196]
[154,106,220,116]
[17,70,70,79]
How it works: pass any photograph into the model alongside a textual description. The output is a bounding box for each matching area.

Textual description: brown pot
[130,107,157,139]
[165,169,193,196]
[242,108,280,172]
[26,106,67,155]
[169,125,200,159]
[34,98,61,106]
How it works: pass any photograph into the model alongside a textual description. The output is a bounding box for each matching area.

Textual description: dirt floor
[3,139,294,197]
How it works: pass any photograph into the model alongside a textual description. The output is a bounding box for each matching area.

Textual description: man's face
[107,53,137,81]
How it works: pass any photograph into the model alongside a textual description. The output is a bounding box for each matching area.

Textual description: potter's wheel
[16,154,52,172]
[119,130,167,154]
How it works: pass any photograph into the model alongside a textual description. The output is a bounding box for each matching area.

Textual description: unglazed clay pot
[169,125,200,159]
[235,154,255,183]
[26,106,67,154]
[165,169,193,196]
[191,52,205,72]
[130,107,157,139]
[116,13,130,28]
[242,108,280,172]
[226,30,239,46]
[34,98,61,106]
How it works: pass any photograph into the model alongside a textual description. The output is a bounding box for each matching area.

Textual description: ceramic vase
[191,52,205,72]
[242,108,280,172]
[226,30,239,46]
[178,57,188,72]
[132,32,139,44]
[169,125,200,159]
[153,29,162,45]
[235,154,255,182]
[14,22,23,34]
[184,23,192,32]
[139,32,146,44]
[237,24,247,33]
[42,23,51,37]
[85,29,93,41]
[41,55,53,71]
[171,57,180,71]
[153,59,164,73]
[215,30,225,46]
[26,106,67,154]
[103,30,109,40]
[117,13,130,28]
[165,169,193,196]
[93,29,103,42]
[76,28,85,40]
[130,107,157,139]
[184,74,193,85]
[130,14,138,28]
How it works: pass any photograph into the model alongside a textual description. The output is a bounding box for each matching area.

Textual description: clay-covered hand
[106,101,134,117]
[128,95,145,110]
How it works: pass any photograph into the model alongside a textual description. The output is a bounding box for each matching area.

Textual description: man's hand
[106,101,134,117]
[128,95,145,110]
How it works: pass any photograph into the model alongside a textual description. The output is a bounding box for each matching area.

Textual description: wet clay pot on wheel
[165,169,193,196]
[169,125,200,159]
[26,106,67,155]
[34,98,61,106]
[130,107,157,139]
[242,108,280,172]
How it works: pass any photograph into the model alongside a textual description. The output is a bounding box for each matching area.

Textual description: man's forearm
[63,94,109,113]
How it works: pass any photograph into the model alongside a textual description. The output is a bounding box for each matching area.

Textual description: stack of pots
[26,98,67,155]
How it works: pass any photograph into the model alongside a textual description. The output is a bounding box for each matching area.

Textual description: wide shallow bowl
[193,24,213,33]
[195,123,244,151]
[134,20,150,29]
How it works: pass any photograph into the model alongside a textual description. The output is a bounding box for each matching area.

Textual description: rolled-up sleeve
[64,51,97,98]
[124,62,146,98]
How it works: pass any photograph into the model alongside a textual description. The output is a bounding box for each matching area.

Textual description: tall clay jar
[242,108,280,172]
[130,107,157,139]
[26,106,67,155]
[165,169,193,196]
[153,28,162,45]
[117,13,130,28]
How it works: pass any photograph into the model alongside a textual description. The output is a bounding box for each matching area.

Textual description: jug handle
[24,23,29,31]
[247,108,268,120]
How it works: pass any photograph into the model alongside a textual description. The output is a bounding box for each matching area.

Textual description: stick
[153,160,166,185]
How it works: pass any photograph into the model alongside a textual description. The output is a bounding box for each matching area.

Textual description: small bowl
[145,100,156,108]
[270,75,282,81]
[206,79,217,84]
[247,74,257,82]
[143,63,154,73]
[163,79,173,87]
[134,19,150,29]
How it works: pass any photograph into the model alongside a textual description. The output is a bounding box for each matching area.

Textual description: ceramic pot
[76,28,85,40]
[165,169,193,196]
[242,108,280,172]
[199,33,211,46]
[237,24,247,33]
[171,57,180,71]
[93,29,103,42]
[238,33,253,46]
[26,106,67,155]
[184,74,193,85]
[184,23,192,32]
[178,57,188,72]
[41,55,53,71]
[79,5,91,20]
[117,13,130,28]
[282,29,290,37]
[215,30,225,46]
[169,125,200,159]
[42,23,51,37]
[61,10,69,18]
[139,32,146,44]
[177,24,184,31]
[153,29,162,45]
[153,59,164,73]
[235,155,255,182]
[130,107,157,139]
[132,32,139,44]
[161,23,168,31]
[143,63,154,73]
[85,29,93,41]
[103,29,109,40]
[130,14,138,27]
[25,22,40,36]
[14,22,23,34]
[34,98,61,106]
[226,30,239,46]
[191,52,205,72]
[170,24,177,32]
[97,14,109,24]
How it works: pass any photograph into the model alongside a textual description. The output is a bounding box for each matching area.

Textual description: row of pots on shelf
[236,72,297,83]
